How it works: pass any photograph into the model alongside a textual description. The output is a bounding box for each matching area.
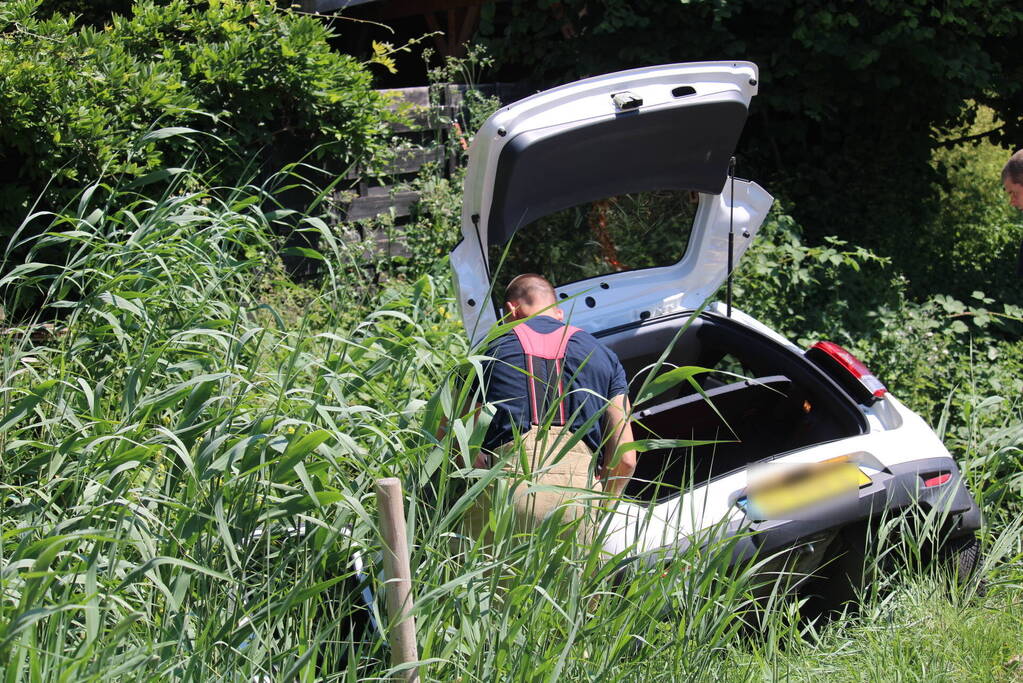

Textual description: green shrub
[0,3,193,214]
[734,206,892,346]
[0,0,390,315]
[110,0,389,172]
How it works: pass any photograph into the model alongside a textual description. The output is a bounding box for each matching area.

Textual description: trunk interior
[596,312,867,502]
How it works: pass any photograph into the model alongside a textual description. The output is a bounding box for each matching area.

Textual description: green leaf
[0,380,58,435]
[100,445,160,472]
[273,429,332,483]
[139,127,199,142]
[0,262,52,285]
[280,246,325,261]
[620,438,726,455]
[128,167,188,188]
[284,429,332,459]
[276,491,345,516]
[115,556,230,590]
[634,366,711,406]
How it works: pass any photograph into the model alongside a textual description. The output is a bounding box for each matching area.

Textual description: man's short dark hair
[505,273,556,306]
[1002,150,1023,185]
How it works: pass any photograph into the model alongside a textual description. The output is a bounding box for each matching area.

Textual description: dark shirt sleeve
[605,347,629,399]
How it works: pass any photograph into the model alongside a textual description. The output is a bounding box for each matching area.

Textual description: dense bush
[0,0,390,307]
[479,1,1023,302]
[927,111,1023,299]
[36,0,306,26]
[483,0,1023,141]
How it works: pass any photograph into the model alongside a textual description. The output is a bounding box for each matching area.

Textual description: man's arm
[436,356,493,466]
[436,400,483,468]
[601,393,636,497]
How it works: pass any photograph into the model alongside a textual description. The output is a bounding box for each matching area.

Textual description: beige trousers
[465,425,602,545]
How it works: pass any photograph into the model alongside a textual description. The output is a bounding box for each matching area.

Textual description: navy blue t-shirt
[480,316,629,453]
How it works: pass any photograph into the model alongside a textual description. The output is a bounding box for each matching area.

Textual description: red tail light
[923,472,951,487]
[805,341,887,405]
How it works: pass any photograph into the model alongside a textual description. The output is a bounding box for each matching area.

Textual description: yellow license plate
[745,461,871,519]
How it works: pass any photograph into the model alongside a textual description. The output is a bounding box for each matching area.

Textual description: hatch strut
[471,213,491,283]
[726,156,736,317]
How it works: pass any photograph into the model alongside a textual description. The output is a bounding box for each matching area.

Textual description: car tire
[939,533,984,591]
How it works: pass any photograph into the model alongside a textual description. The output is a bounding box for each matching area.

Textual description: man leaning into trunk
[465,273,637,543]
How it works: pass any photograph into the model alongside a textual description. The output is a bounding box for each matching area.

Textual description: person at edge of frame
[1000,149,1023,276]
[460,272,637,544]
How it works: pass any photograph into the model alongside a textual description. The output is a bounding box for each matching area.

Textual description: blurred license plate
[743,461,871,519]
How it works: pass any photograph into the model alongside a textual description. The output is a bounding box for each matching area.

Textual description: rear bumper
[634,455,981,568]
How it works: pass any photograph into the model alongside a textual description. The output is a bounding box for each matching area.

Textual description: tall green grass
[0,167,464,679]
[1,168,1021,681]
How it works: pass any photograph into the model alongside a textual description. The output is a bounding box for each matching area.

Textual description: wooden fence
[338,82,534,225]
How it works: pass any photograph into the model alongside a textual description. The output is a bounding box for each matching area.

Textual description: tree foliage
[0,0,389,242]
[480,0,1023,295]
[484,0,1023,145]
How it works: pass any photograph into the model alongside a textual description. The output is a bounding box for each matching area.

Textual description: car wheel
[939,533,984,589]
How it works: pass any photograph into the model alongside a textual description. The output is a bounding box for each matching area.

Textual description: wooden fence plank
[380,86,444,133]
[335,82,533,225]
[345,190,421,221]
[345,146,445,180]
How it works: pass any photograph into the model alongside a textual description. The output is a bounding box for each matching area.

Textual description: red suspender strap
[512,324,581,426]
[512,323,581,360]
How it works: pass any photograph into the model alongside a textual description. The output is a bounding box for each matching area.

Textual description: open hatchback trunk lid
[451,61,774,344]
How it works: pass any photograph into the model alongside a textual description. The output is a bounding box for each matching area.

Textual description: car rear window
[487,190,698,298]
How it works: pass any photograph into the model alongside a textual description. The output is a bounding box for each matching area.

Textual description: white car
[449,62,981,601]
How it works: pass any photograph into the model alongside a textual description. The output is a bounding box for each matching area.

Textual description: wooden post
[375,477,419,681]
